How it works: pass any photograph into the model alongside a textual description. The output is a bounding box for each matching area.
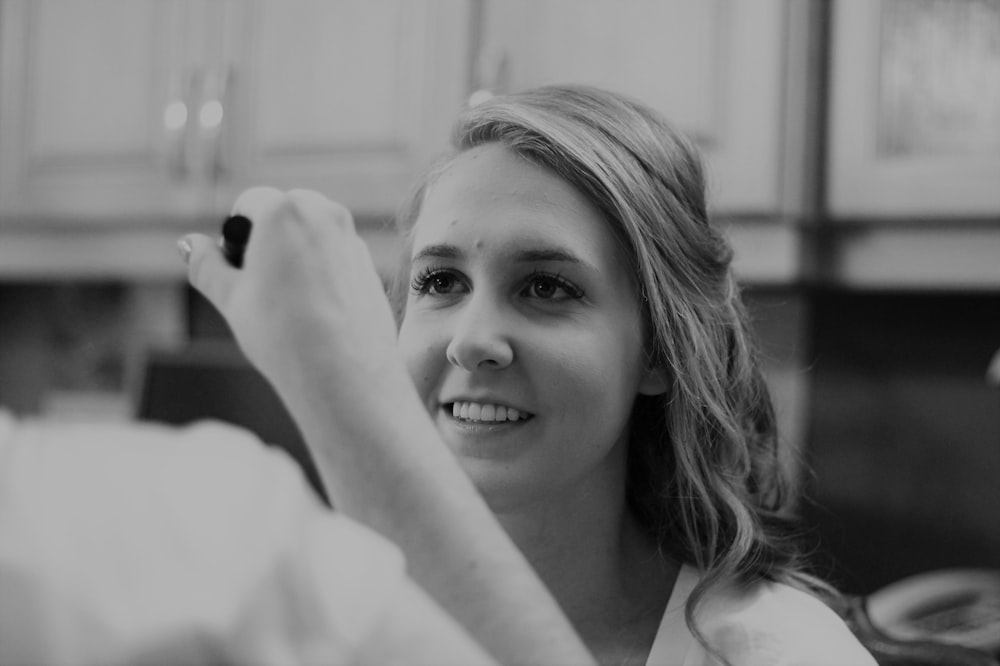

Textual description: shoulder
[692,575,877,666]
[0,415,405,663]
[1,414,404,581]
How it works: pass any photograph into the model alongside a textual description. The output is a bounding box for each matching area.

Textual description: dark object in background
[804,289,1000,595]
[844,593,1000,666]
[134,341,329,506]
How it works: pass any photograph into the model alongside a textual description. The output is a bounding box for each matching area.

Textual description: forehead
[410,144,627,266]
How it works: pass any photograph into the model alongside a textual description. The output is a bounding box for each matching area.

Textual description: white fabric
[0,411,405,666]
[646,565,878,666]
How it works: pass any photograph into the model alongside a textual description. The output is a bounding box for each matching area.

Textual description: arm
[182,188,595,666]
[363,578,499,666]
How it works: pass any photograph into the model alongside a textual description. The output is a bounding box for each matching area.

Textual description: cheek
[548,323,647,414]
[540,328,641,398]
[552,352,638,409]
[570,316,645,378]
[397,317,441,395]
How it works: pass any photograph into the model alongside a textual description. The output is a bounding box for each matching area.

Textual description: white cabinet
[828,0,1000,218]
[825,0,1000,288]
[0,0,473,222]
[475,0,810,218]
[215,1,471,215]
[0,0,211,220]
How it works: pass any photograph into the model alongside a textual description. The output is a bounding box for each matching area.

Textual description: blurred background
[0,0,998,597]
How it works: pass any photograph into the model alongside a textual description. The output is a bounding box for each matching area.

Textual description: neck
[494,482,677,664]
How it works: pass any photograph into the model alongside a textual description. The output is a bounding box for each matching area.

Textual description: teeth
[450,401,528,423]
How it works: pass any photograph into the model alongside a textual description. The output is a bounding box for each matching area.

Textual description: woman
[182,85,874,665]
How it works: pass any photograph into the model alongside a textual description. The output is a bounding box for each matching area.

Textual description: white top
[647,565,878,666]
[0,412,406,665]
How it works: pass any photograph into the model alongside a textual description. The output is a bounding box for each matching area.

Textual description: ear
[638,364,670,396]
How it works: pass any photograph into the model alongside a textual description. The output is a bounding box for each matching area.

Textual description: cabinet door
[476,0,794,216]
[216,0,473,217]
[0,0,214,220]
[828,0,1000,218]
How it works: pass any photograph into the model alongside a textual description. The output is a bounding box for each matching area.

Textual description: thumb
[178,233,238,317]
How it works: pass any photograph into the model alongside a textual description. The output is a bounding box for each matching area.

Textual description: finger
[230,185,287,222]
[286,189,356,234]
[181,233,239,316]
[228,186,301,269]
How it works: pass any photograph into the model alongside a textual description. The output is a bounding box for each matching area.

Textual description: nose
[445,295,514,372]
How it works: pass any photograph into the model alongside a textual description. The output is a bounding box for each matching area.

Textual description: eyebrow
[412,244,460,262]
[412,244,587,266]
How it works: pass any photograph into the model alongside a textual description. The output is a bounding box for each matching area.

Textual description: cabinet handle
[470,50,509,106]
[470,0,511,106]
[163,99,188,176]
[164,70,201,179]
[200,65,232,181]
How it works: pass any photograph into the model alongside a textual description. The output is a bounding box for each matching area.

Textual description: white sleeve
[0,414,406,666]
[691,579,877,666]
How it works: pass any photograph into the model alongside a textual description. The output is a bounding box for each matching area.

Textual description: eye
[523,273,583,301]
[410,267,465,296]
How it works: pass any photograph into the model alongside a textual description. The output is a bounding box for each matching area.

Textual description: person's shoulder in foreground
[0,410,494,666]
[650,565,877,666]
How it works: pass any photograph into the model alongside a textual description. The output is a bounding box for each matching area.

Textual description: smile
[448,401,532,423]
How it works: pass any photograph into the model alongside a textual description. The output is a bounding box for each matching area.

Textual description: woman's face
[397,144,665,511]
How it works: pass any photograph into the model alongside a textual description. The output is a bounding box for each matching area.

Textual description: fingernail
[176,237,193,264]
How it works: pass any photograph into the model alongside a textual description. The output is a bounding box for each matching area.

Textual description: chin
[457,458,556,515]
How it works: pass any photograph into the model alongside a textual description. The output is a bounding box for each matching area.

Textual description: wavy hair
[391,84,837,654]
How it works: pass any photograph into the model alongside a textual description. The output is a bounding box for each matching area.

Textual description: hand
[179,187,400,399]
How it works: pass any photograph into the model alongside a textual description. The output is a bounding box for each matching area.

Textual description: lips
[448,400,532,423]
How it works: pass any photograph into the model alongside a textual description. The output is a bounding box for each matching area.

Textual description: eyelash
[524,272,584,300]
[409,267,584,300]
[410,265,460,295]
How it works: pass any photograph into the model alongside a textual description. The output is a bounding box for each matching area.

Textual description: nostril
[445,336,514,371]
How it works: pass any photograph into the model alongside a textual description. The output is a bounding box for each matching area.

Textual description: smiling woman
[396,143,665,521]
[177,85,876,666]
[377,85,875,665]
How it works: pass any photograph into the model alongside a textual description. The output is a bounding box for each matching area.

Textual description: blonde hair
[392,84,838,653]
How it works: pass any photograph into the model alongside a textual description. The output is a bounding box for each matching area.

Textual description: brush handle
[221,214,252,268]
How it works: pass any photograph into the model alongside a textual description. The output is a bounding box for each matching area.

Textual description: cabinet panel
[482,2,719,138]
[0,0,473,224]
[32,3,155,159]
[218,0,473,216]
[0,0,211,220]
[477,0,793,215]
[255,4,410,149]
[828,0,1000,218]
